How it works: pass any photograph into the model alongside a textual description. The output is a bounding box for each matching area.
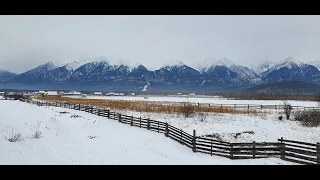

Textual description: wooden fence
[20,99,320,165]
[63,96,320,111]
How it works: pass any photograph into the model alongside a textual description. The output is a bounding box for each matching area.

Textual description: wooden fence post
[253,141,256,159]
[180,129,183,144]
[261,105,263,109]
[192,130,196,152]
[280,137,285,160]
[165,123,169,137]
[275,105,277,110]
[139,116,142,128]
[91,106,93,114]
[248,105,249,110]
[157,121,160,133]
[220,104,222,108]
[230,143,234,159]
[118,114,121,123]
[317,142,319,165]
[198,103,200,108]
[147,118,150,130]
[113,112,116,120]
[107,109,110,119]
[131,116,133,126]
[210,139,213,156]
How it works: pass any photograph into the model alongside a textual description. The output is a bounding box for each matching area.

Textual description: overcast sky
[0,15,320,73]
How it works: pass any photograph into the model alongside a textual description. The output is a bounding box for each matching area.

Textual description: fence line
[20,99,320,165]
[62,96,320,110]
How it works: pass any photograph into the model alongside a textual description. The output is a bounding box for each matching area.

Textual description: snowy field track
[0,100,297,165]
[65,95,319,107]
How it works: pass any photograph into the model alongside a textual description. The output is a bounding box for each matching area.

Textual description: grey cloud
[0,15,319,73]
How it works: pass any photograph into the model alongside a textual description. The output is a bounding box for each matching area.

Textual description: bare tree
[282,101,293,120]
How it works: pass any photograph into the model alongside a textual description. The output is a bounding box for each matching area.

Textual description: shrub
[32,121,42,139]
[197,111,208,122]
[294,110,320,127]
[179,102,195,118]
[5,129,23,142]
[282,101,293,120]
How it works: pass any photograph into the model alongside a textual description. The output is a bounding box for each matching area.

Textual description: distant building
[131,93,136,96]
[119,93,124,96]
[189,93,196,96]
[47,91,58,96]
[94,92,102,95]
[107,92,115,96]
[66,91,81,95]
[177,93,182,95]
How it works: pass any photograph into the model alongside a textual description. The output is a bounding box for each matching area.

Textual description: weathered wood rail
[20,99,320,165]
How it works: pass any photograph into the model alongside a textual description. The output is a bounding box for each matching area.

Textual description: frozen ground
[0,100,296,165]
[65,95,319,107]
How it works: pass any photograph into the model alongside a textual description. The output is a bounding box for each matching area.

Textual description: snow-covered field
[112,109,320,144]
[0,100,297,165]
[65,95,319,107]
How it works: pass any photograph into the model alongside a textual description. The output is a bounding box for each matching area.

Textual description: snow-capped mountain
[197,57,262,85]
[260,57,320,84]
[307,60,320,70]
[195,57,234,73]
[253,60,276,75]
[3,56,320,92]
[0,69,17,82]
[6,61,57,84]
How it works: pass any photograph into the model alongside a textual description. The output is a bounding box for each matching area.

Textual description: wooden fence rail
[20,99,320,165]
[61,96,320,110]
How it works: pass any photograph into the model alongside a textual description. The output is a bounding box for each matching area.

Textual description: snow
[63,59,105,71]
[252,60,276,74]
[118,109,320,144]
[47,91,58,96]
[162,60,186,68]
[200,80,206,86]
[0,100,296,165]
[65,95,319,107]
[307,60,320,70]
[141,81,150,92]
[268,57,303,71]
[196,57,235,72]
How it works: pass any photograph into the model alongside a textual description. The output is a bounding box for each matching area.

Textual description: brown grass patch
[36,96,260,115]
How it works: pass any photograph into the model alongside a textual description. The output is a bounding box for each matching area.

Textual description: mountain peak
[279,57,303,66]
[40,61,57,71]
[307,60,320,70]
[64,58,110,71]
[196,57,236,72]
[162,60,185,68]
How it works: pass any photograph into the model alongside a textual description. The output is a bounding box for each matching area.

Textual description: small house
[47,91,58,96]
[94,92,102,95]
[131,93,136,96]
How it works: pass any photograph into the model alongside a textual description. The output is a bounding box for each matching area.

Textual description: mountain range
[0,57,320,92]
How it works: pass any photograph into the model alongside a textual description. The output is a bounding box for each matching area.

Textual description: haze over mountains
[0,57,320,93]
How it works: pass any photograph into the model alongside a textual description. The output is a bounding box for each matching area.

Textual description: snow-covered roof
[47,91,58,95]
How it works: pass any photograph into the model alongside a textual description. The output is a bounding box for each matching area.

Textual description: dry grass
[36,97,260,115]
